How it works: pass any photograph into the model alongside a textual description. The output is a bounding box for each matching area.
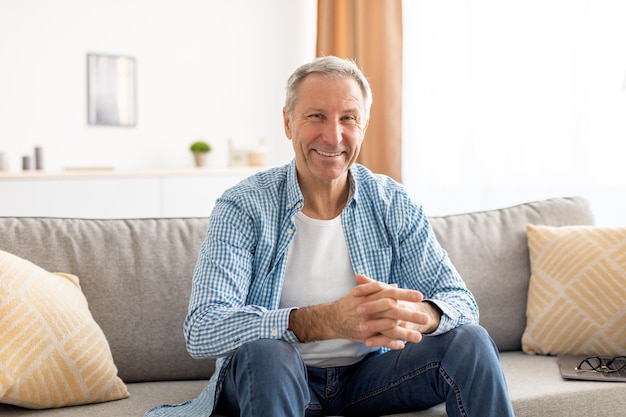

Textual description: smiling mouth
[316,150,343,157]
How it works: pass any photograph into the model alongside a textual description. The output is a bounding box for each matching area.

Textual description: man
[146,56,514,417]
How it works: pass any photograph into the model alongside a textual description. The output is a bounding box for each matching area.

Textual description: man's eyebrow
[303,107,325,113]
[300,106,362,116]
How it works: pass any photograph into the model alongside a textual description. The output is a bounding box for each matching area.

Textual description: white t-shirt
[280,211,375,367]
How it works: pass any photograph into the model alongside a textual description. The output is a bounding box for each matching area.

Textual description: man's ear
[283,108,292,139]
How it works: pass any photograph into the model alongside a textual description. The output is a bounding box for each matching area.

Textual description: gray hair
[284,56,373,122]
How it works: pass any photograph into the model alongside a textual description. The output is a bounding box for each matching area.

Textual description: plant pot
[193,152,208,168]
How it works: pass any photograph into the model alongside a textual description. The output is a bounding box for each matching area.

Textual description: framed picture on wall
[87,53,136,127]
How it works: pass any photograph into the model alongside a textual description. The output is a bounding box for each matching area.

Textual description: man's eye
[309,114,323,120]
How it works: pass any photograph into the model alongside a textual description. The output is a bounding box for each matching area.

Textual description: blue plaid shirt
[145,160,478,417]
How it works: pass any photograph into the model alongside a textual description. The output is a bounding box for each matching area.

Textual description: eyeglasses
[575,356,626,375]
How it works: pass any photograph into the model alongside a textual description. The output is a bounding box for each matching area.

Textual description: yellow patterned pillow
[522,225,626,356]
[0,250,128,409]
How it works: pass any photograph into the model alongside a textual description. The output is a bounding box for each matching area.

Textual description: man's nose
[323,119,343,145]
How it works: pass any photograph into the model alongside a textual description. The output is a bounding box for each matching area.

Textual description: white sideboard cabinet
[0,168,262,219]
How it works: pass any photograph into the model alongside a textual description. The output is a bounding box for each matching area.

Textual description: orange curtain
[317,0,403,182]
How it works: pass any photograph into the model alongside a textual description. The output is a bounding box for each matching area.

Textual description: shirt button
[287,228,293,235]
[271,328,278,337]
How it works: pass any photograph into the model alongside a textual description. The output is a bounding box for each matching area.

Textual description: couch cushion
[497,352,626,417]
[0,250,128,408]
[0,380,209,417]
[0,217,215,383]
[369,353,626,417]
[0,355,624,417]
[522,224,626,355]
[429,197,595,351]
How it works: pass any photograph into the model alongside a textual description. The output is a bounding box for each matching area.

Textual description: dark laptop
[559,355,626,382]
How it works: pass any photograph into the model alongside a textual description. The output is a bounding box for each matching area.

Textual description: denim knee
[233,339,305,371]
[222,339,310,416]
[437,325,513,416]
[446,324,499,359]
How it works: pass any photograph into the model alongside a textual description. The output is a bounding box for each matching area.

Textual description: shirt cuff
[259,307,298,341]
[425,299,459,336]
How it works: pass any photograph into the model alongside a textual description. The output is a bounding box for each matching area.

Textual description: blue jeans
[215,324,514,417]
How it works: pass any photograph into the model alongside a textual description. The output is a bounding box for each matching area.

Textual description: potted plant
[189,141,212,167]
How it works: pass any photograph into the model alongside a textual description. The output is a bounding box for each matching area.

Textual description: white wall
[0,0,317,172]
[4,1,623,226]
[402,0,626,226]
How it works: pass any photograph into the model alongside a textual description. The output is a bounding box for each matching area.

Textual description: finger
[355,274,374,285]
[364,334,406,350]
[360,318,425,343]
[358,299,428,323]
[365,329,424,349]
[379,288,424,303]
[383,327,423,344]
[352,275,392,297]
[358,285,425,305]
[353,279,420,302]
[359,317,401,334]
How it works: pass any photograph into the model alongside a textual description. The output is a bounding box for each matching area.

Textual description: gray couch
[0,196,624,417]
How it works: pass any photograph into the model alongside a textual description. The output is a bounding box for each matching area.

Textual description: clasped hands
[336,274,441,350]
[289,274,441,350]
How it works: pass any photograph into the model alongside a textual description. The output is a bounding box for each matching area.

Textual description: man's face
[283,73,368,185]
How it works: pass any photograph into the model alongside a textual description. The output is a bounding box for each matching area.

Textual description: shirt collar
[347,165,359,206]
[286,159,304,212]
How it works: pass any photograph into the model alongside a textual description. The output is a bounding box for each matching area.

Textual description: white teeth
[317,150,342,157]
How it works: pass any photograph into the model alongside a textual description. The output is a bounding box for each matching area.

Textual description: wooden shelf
[0,166,265,181]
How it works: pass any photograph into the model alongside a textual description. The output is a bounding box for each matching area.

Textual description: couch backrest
[0,196,596,383]
[0,216,213,383]
[429,196,594,351]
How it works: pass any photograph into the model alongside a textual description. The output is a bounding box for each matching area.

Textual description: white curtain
[402,0,626,226]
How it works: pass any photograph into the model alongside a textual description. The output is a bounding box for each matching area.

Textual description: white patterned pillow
[522,225,626,356]
[0,250,128,409]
